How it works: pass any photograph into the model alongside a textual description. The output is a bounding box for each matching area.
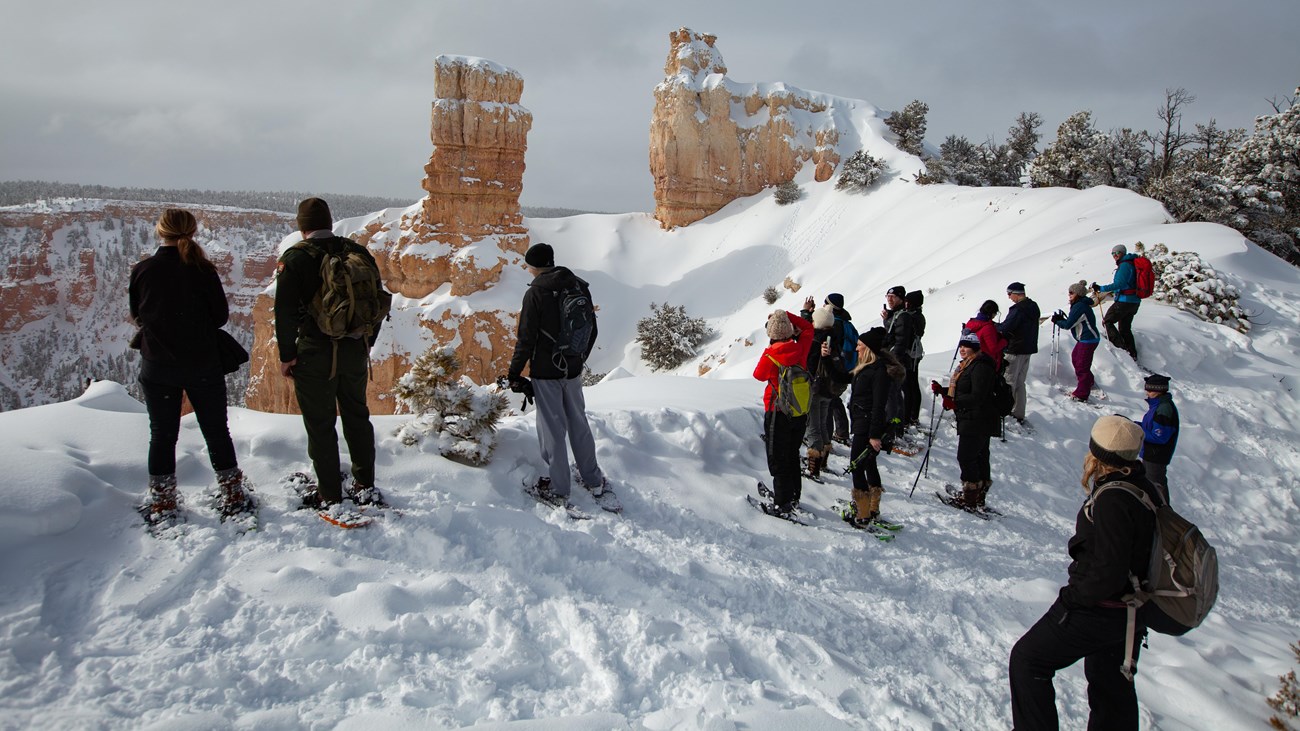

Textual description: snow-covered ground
[2,173,1299,729]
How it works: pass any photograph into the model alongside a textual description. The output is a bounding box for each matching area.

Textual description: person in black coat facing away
[997,282,1041,425]
[901,290,927,427]
[129,208,254,527]
[1009,415,1159,730]
[931,330,999,511]
[508,243,606,504]
[826,327,904,525]
[799,300,839,479]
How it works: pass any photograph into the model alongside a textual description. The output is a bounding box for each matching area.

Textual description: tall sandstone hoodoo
[244,55,533,415]
[649,28,844,229]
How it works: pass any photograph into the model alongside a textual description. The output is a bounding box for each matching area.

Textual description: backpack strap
[1085,479,1159,683]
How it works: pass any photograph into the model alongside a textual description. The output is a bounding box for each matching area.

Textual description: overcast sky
[2,1,1297,213]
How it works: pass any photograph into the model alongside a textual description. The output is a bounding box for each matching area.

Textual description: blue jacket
[1098,254,1140,304]
[1054,299,1100,344]
[1138,393,1180,465]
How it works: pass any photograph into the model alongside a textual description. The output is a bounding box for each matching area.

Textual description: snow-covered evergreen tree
[392,345,508,465]
[1029,111,1104,189]
[773,180,801,205]
[884,100,929,156]
[835,150,887,191]
[1218,87,1300,265]
[635,302,714,372]
[1091,128,1151,190]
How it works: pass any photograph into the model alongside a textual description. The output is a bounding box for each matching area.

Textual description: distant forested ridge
[0,181,601,219]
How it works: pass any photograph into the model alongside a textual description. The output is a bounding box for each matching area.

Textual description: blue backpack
[837,318,858,370]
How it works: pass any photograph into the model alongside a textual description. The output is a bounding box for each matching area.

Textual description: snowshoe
[524,477,591,520]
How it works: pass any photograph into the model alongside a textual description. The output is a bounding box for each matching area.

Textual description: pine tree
[1091,128,1151,190]
[1218,86,1300,265]
[1029,111,1104,189]
[392,345,508,464]
[773,180,801,205]
[835,150,887,191]
[1269,641,1300,730]
[884,100,929,156]
[635,302,714,371]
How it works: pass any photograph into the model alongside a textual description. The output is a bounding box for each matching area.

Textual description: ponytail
[156,208,215,272]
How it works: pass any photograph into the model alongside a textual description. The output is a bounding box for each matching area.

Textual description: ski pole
[909,403,942,497]
[842,443,879,476]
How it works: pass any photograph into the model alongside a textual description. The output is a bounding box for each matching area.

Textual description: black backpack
[991,373,1015,416]
[542,283,596,366]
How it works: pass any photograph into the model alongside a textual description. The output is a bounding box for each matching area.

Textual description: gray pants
[533,376,603,497]
[1004,352,1032,421]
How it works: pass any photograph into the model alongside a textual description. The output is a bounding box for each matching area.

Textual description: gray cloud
[2,0,1296,212]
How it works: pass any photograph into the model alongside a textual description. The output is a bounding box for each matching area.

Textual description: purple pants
[1072,342,1098,400]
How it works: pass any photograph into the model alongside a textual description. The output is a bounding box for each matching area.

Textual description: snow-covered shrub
[636,302,714,372]
[392,345,508,464]
[836,150,887,191]
[1269,641,1300,730]
[774,180,800,205]
[762,285,781,304]
[1138,242,1252,333]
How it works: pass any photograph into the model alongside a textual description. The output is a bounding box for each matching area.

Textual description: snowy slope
[2,175,1298,729]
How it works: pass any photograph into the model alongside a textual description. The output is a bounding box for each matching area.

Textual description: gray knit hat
[1111,244,1128,258]
[1068,280,1089,298]
[766,310,795,341]
[1089,415,1144,466]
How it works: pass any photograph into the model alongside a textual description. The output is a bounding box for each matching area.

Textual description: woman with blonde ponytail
[128,208,254,529]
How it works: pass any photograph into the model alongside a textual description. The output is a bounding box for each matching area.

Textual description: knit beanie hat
[766,310,795,341]
[825,293,845,309]
[1007,282,1026,295]
[812,304,835,330]
[1144,373,1171,393]
[905,290,924,308]
[979,299,999,317]
[958,330,981,350]
[524,243,554,268]
[859,327,886,353]
[1112,244,1128,258]
[886,285,906,299]
[296,198,333,233]
[1089,415,1144,466]
[1068,280,1089,298]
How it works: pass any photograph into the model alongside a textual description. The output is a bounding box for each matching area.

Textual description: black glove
[1090,282,1100,292]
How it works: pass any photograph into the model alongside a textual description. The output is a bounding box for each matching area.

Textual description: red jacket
[964,316,1007,371]
[753,312,814,412]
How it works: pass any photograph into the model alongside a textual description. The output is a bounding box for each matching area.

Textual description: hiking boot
[950,481,983,510]
[976,480,992,510]
[867,485,884,520]
[215,467,256,517]
[806,448,823,479]
[140,474,179,527]
[347,483,388,508]
[851,487,873,523]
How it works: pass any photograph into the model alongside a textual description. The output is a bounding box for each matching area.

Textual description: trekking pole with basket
[909,391,943,498]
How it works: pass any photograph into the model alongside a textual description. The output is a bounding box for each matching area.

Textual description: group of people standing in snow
[751,246,1181,730]
[131,202,608,529]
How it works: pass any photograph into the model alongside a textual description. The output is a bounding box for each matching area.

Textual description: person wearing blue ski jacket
[1051,281,1101,402]
[1134,373,1179,504]
[1092,244,1141,361]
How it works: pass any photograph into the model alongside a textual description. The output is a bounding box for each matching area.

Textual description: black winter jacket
[274,235,385,363]
[998,297,1042,355]
[129,246,228,369]
[883,306,913,361]
[829,354,904,439]
[509,266,598,380]
[1059,471,1159,609]
[952,351,1000,436]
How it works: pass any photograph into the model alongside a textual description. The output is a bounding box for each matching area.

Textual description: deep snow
[3,169,1300,728]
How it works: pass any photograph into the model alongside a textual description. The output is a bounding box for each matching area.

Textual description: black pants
[1103,301,1140,360]
[764,408,807,509]
[848,423,881,490]
[830,397,849,440]
[956,432,991,483]
[293,337,375,502]
[1009,599,1143,731]
[903,358,922,424]
[139,360,237,476]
